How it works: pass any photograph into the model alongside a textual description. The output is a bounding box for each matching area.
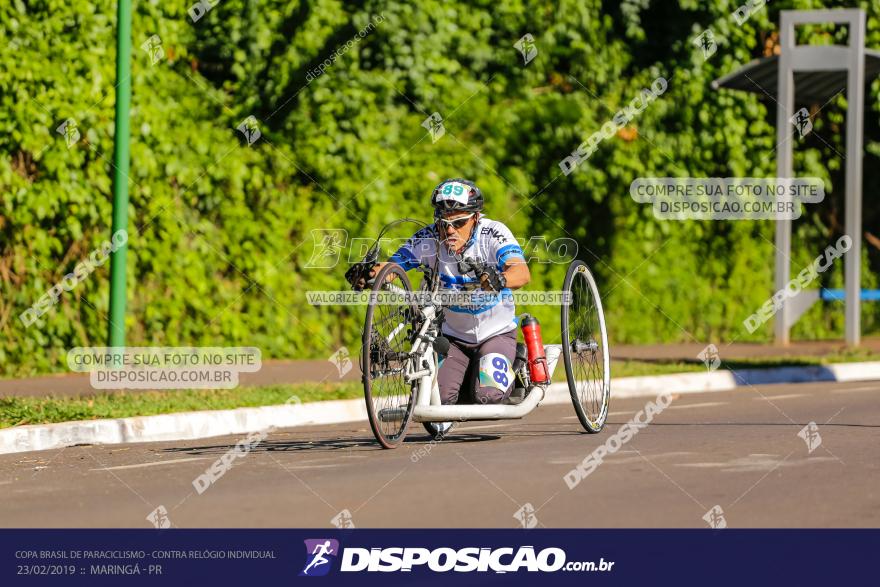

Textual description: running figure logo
[140,34,164,66]
[697,344,721,372]
[692,29,717,60]
[146,505,172,529]
[702,505,727,529]
[56,118,80,149]
[421,112,445,143]
[300,539,339,577]
[513,503,538,528]
[514,33,538,65]
[797,421,822,453]
[305,229,347,269]
[237,115,262,146]
[790,108,813,138]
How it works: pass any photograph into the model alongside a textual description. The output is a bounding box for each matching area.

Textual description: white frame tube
[413,385,545,422]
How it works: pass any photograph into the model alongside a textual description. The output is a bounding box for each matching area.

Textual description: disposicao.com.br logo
[301,541,614,575]
[300,539,339,577]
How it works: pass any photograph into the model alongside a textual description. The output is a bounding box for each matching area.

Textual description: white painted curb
[0,399,367,456]
[2,361,879,455]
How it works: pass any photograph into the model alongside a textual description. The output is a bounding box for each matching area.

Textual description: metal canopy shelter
[712,50,880,104]
[712,9,876,346]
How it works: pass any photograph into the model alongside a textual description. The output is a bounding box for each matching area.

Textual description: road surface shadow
[161,432,500,455]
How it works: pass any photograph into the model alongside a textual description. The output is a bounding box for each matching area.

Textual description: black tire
[362,263,417,448]
[561,260,610,433]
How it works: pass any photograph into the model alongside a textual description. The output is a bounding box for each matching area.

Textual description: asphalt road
[1,380,877,528]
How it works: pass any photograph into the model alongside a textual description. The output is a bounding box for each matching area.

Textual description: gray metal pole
[845,11,865,346]
[774,13,795,346]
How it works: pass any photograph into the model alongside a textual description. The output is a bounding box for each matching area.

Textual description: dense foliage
[2,0,880,375]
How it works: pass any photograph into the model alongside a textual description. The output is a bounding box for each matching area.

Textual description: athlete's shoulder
[477,217,517,245]
[411,224,438,240]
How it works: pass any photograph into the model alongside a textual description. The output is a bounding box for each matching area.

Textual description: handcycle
[348,219,610,448]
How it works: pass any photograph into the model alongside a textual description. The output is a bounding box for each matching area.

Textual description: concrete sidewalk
[2,339,879,399]
[612,339,880,362]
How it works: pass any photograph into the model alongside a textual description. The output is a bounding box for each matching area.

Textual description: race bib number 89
[435,181,471,204]
[478,353,513,392]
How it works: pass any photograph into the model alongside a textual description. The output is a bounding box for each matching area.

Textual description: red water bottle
[521,315,548,384]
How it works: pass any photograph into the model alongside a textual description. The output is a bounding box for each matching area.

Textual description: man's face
[437,211,477,252]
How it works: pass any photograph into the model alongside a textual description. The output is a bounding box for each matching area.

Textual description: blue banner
[3,530,876,585]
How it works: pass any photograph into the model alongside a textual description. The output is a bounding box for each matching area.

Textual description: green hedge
[2,0,879,376]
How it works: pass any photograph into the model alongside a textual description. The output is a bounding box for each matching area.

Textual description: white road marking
[677,454,837,473]
[281,464,344,471]
[547,451,692,466]
[831,386,879,394]
[665,401,727,410]
[753,393,807,401]
[255,454,371,471]
[547,451,636,465]
[293,456,368,465]
[90,457,207,471]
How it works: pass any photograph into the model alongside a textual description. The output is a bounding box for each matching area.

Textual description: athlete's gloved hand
[346,245,382,291]
[458,257,507,292]
[478,265,507,292]
[345,261,377,291]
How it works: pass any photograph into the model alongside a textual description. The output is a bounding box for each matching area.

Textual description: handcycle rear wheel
[362,263,417,448]
[561,260,610,433]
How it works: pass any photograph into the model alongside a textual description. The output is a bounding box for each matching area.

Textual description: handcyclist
[355,178,530,405]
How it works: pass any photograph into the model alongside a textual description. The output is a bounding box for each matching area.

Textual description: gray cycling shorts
[438,329,517,405]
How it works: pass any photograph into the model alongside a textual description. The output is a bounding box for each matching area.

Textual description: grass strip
[0,381,362,429]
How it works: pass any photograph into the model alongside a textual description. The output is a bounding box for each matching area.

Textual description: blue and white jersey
[389,217,526,343]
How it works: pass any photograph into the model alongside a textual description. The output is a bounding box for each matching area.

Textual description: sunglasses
[436,214,474,230]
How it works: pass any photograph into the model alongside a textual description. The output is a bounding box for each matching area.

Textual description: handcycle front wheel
[561,259,610,433]
[362,263,418,448]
